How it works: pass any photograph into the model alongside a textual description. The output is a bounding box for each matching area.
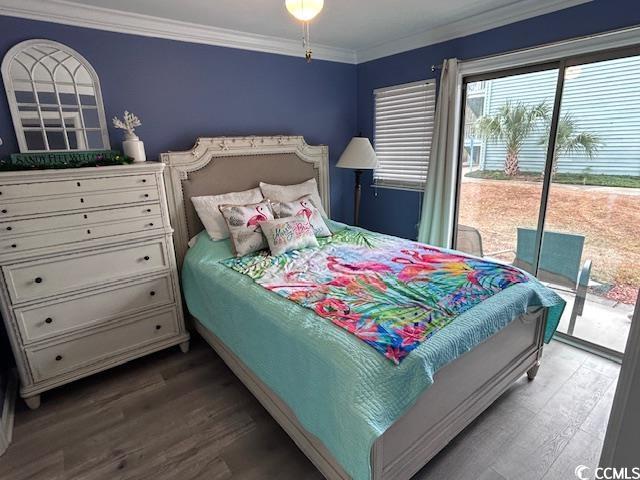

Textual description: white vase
[123,133,146,163]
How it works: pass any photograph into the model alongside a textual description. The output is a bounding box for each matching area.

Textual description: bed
[161,136,564,480]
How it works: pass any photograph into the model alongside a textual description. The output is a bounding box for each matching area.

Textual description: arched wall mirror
[1,39,110,152]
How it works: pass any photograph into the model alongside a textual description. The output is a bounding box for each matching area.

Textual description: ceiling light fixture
[285,0,324,62]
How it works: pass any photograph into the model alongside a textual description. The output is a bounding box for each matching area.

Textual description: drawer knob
[83,214,88,219]
[34,277,43,284]
[144,194,149,198]
[155,325,162,330]
[142,179,147,183]
[77,182,81,187]
[150,291,156,296]
[146,208,151,213]
[1,209,7,214]
[80,198,84,203]
[6,226,12,231]
[144,256,150,261]
[148,223,154,227]
[45,317,53,324]
[11,244,16,248]
[55,355,62,361]
[87,229,91,234]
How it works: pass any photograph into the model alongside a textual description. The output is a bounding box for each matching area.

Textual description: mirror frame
[1,39,110,153]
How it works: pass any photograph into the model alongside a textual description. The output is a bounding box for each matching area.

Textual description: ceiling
[0,0,591,63]
[57,0,533,50]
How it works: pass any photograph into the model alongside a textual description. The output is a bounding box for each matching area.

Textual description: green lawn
[465,169,640,188]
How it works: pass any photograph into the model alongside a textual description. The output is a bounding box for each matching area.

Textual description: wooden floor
[0,337,619,480]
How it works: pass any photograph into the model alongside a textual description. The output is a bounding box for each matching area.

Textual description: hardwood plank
[580,380,617,441]
[477,468,508,480]
[542,429,603,480]
[0,450,64,480]
[491,364,613,480]
[0,339,618,480]
[496,349,583,414]
[581,355,620,380]
[220,419,321,480]
[65,381,255,475]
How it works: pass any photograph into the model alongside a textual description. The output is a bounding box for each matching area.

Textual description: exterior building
[465,55,640,176]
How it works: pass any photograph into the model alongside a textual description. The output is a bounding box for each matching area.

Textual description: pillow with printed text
[259,214,319,256]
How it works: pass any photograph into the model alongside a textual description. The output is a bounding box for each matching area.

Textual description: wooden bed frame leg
[179,340,190,353]
[527,361,540,381]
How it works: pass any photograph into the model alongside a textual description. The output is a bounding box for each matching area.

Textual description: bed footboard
[193,307,546,480]
[372,307,546,480]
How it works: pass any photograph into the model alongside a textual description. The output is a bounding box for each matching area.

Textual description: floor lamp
[337,137,378,226]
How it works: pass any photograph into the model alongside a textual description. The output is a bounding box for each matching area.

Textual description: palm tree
[474,101,549,176]
[541,113,602,174]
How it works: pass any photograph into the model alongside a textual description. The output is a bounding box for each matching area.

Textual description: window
[373,80,436,190]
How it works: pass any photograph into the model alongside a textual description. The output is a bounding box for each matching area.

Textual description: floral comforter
[221,228,530,364]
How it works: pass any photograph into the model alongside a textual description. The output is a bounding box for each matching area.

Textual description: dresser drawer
[0,188,158,218]
[15,275,174,343]
[26,308,179,381]
[3,239,169,303]
[0,216,163,254]
[0,174,156,200]
[0,204,161,237]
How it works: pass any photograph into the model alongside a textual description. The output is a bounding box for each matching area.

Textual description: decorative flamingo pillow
[274,195,332,237]
[259,178,327,218]
[219,201,275,256]
[259,214,319,256]
[191,187,263,240]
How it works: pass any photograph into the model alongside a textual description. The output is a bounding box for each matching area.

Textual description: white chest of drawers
[0,163,189,409]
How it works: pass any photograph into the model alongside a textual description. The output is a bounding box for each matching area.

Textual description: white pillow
[191,187,263,240]
[259,178,327,218]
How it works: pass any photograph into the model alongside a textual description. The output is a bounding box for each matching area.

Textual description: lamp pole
[354,169,363,226]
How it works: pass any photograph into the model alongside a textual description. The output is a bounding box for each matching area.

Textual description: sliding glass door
[455,66,559,273]
[540,52,640,354]
[453,48,640,358]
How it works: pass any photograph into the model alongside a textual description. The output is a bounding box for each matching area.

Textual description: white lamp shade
[336,137,378,170]
[285,0,324,21]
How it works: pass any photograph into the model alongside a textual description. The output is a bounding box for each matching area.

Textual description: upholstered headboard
[161,136,330,266]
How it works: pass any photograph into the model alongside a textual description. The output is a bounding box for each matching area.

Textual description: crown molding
[0,0,594,65]
[356,0,592,63]
[0,0,358,64]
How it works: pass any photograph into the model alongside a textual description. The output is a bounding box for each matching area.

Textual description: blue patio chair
[513,228,592,335]
[457,225,591,335]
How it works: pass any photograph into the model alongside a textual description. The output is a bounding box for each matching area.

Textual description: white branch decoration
[112,111,142,136]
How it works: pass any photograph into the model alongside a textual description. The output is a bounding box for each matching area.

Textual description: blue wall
[0,15,358,222]
[2,0,640,236]
[357,0,640,240]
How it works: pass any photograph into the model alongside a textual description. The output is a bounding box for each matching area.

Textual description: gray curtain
[418,58,460,247]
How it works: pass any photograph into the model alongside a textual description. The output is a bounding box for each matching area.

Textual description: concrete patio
[554,288,634,353]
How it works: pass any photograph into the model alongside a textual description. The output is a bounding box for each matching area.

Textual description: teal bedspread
[181,221,565,480]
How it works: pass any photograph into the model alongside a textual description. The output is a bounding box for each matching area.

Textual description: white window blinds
[373,80,436,190]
